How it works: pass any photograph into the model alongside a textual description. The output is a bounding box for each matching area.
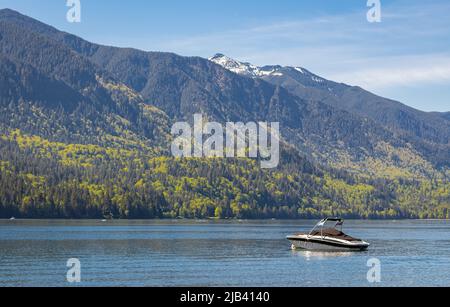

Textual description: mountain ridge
[210,53,450,168]
[1,8,447,177]
[209,54,450,141]
[0,8,449,219]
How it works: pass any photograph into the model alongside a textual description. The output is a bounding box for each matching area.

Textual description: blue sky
[1,0,449,112]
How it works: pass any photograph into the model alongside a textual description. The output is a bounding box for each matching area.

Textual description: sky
[1,0,449,112]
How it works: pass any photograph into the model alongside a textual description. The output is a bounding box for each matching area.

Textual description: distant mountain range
[210,54,450,170]
[0,8,449,219]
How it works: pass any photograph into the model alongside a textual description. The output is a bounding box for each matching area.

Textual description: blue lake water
[0,219,449,287]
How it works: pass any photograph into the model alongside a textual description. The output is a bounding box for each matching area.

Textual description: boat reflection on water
[291,249,357,260]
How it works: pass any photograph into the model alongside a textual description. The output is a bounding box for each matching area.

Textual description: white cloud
[328,54,450,90]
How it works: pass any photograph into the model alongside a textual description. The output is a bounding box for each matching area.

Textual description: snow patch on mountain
[209,54,323,84]
[209,54,259,77]
[311,76,324,83]
[209,54,284,78]
[294,67,305,74]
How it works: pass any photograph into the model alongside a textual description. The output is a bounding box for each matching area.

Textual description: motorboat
[287,218,370,251]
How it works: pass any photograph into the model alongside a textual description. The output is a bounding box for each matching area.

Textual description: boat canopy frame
[308,217,344,238]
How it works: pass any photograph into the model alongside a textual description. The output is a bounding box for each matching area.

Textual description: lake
[0,219,449,287]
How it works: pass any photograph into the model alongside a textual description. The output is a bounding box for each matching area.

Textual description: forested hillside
[1,130,449,219]
[0,9,449,219]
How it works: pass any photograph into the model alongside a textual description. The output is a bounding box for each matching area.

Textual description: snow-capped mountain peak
[209,54,283,78]
[209,54,328,86]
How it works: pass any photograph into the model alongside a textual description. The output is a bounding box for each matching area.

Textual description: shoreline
[2,218,450,222]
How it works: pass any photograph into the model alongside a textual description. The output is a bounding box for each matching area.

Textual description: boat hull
[287,236,369,251]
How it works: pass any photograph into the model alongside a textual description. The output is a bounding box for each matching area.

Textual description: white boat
[287,218,370,251]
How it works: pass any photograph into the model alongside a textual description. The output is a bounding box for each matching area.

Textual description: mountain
[436,112,450,122]
[0,9,449,219]
[210,54,450,168]
[0,9,170,151]
[208,53,286,78]
[1,9,444,178]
